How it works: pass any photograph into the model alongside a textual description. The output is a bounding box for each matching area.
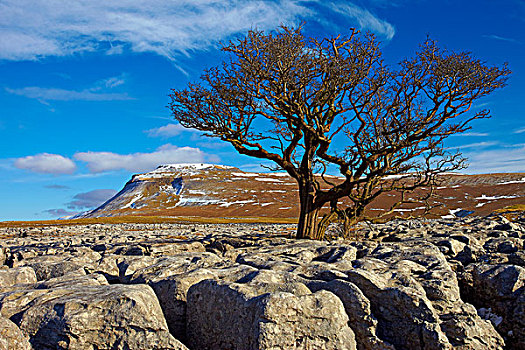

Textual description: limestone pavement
[0,216,524,349]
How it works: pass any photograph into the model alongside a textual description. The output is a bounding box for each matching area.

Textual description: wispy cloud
[146,123,199,138]
[0,1,395,62]
[74,144,209,173]
[14,153,77,174]
[513,126,525,134]
[451,132,490,137]
[98,75,126,89]
[0,0,308,61]
[44,184,71,190]
[482,34,519,43]
[461,141,498,149]
[6,73,131,103]
[327,2,395,40]
[448,141,498,150]
[5,87,133,103]
[465,145,525,173]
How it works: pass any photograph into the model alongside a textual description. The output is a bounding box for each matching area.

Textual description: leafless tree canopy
[169,26,510,239]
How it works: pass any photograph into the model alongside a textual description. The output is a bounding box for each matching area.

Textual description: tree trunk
[296,185,321,239]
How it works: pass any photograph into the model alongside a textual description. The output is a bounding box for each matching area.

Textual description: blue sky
[1,0,524,221]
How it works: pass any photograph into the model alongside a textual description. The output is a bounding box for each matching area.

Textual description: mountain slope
[78,163,525,219]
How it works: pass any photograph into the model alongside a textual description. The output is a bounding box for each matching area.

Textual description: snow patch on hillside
[135,163,235,180]
[231,172,258,177]
[476,194,518,200]
[497,177,525,185]
[219,200,256,208]
[175,197,221,207]
[122,193,143,209]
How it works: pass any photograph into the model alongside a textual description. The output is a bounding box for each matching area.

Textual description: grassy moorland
[2,203,525,230]
[0,215,298,229]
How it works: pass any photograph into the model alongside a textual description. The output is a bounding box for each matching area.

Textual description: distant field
[0,215,298,228]
[3,202,525,229]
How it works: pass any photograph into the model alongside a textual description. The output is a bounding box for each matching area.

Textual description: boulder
[346,267,450,350]
[459,263,525,348]
[126,253,247,341]
[149,241,206,256]
[114,244,150,256]
[346,240,505,349]
[508,251,525,266]
[308,279,394,350]
[0,267,37,289]
[35,271,109,289]
[8,284,187,349]
[127,252,224,284]
[0,315,32,350]
[187,278,356,350]
[14,250,102,281]
[92,254,121,283]
[146,268,218,341]
[461,264,524,301]
[483,237,522,254]
[235,240,330,269]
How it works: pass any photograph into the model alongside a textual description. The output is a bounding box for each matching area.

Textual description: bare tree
[169,26,510,239]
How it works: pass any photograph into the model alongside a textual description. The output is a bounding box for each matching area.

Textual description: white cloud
[106,43,124,55]
[5,87,132,102]
[328,2,395,40]
[0,0,395,62]
[14,153,77,174]
[513,126,525,134]
[0,0,309,61]
[74,144,208,173]
[465,145,525,174]
[146,123,198,138]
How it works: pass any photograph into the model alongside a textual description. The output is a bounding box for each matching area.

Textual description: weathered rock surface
[0,315,32,350]
[187,278,356,350]
[1,283,187,349]
[0,266,36,287]
[0,216,523,349]
[458,263,525,349]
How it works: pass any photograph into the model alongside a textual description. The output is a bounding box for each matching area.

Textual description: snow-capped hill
[78,165,525,219]
[133,163,237,180]
[78,163,299,218]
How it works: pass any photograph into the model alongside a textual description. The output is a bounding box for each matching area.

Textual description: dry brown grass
[0,215,297,229]
[164,235,189,240]
[495,204,525,212]
[493,204,525,222]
